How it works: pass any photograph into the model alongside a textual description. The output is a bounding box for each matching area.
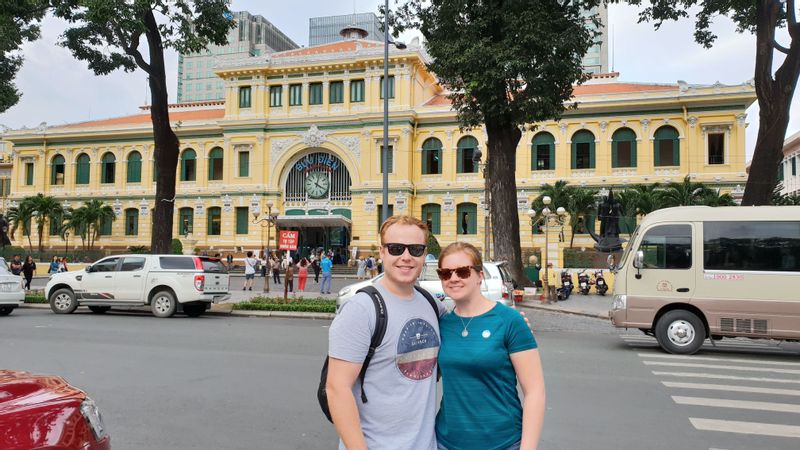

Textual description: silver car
[0,257,25,316]
[336,261,515,313]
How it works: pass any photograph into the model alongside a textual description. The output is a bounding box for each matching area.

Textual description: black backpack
[317,285,439,423]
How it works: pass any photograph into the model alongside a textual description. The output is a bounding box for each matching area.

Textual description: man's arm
[326,357,368,450]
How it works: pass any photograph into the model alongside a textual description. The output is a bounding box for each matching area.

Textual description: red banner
[279,230,299,250]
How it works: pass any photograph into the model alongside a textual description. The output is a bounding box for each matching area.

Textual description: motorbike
[594,269,608,295]
[578,270,591,295]
[558,269,573,300]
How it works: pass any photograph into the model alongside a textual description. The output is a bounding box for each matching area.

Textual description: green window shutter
[179,208,194,234]
[350,80,364,102]
[380,146,394,174]
[99,218,112,236]
[589,141,596,168]
[422,138,442,175]
[208,208,221,235]
[239,86,251,108]
[269,86,282,106]
[549,145,555,170]
[672,139,680,166]
[457,136,478,173]
[238,151,249,177]
[380,76,395,99]
[309,83,323,105]
[421,149,429,174]
[532,133,556,171]
[456,148,464,172]
[653,140,661,166]
[571,144,577,169]
[76,155,90,184]
[779,163,785,181]
[630,140,638,168]
[208,148,223,180]
[290,84,302,105]
[181,149,196,181]
[49,216,60,236]
[329,81,343,103]
[236,207,249,234]
[611,141,619,168]
[456,204,478,234]
[125,209,138,236]
[530,143,538,171]
[127,152,142,183]
[421,204,441,234]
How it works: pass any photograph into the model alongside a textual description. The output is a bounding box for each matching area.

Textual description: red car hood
[0,370,86,414]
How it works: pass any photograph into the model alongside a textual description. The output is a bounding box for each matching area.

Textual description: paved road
[2,308,799,449]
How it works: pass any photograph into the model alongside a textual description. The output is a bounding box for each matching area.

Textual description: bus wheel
[655,310,705,355]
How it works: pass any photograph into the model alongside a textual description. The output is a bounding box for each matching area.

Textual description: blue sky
[0,1,795,162]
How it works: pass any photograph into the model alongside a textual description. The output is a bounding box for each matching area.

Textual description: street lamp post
[381,1,406,224]
[64,231,69,255]
[253,201,279,293]
[527,196,566,301]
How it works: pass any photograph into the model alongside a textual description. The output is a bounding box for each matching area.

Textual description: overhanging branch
[773,38,791,54]
[111,23,151,75]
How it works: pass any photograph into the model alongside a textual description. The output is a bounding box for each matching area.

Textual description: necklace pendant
[461,329,469,337]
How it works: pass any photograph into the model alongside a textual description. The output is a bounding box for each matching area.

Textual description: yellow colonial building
[2,37,755,259]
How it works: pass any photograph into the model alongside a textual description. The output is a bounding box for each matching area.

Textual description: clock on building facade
[305,170,330,198]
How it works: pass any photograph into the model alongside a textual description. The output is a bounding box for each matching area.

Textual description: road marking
[663,381,800,397]
[640,353,800,367]
[623,336,771,348]
[672,396,800,414]
[643,361,800,375]
[653,371,800,385]
[690,418,800,439]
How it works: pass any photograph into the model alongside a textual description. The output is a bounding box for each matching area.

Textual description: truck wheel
[0,306,13,316]
[50,288,78,314]
[151,290,177,318]
[183,303,207,318]
[655,310,706,355]
[88,306,111,314]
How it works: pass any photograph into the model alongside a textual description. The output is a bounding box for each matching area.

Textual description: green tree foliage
[566,187,598,248]
[661,175,715,207]
[49,0,235,253]
[65,199,115,251]
[20,193,64,254]
[7,201,35,252]
[613,0,800,205]
[0,0,48,112]
[391,0,600,286]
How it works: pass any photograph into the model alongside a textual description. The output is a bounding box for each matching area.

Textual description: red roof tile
[60,108,225,129]
[273,40,383,58]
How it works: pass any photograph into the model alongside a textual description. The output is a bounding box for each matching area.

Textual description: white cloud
[1,0,797,163]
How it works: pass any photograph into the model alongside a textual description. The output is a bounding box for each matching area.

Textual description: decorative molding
[736,113,747,125]
[599,121,608,132]
[336,135,361,160]
[442,192,455,212]
[641,119,650,132]
[270,137,295,166]
[655,168,680,176]
[363,192,376,212]
[559,123,568,135]
[687,116,698,128]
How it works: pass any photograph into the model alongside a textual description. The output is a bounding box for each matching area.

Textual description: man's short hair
[379,215,429,245]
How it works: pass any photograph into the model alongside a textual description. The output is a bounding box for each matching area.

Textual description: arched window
[127,151,142,183]
[654,126,680,167]
[571,130,595,169]
[179,207,194,235]
[51,155,65,185]
[421,138,442,175]
[456,203,477,235]
[207,206,221,235]
[75,153,90,185]
[457,136,479,173]
[612,128,637,168]
[181,149,197,181]
[208,147,224,181]
[124,208,139,236]
[101,152,116,184]
[421,203,441,234]
[531,132,555,171]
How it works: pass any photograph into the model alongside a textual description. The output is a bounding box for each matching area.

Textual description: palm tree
[615,189,640,234]
[22,194,64,254]
[566,187,598,248]
[62,207,88,250]
[629,183,666,216]
[75,200,115,251]
[7,202,34,252]
[661,176,714,207]
[530,180,574,241]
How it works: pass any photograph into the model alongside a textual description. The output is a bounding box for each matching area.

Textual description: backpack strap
[355,286,387,404]
[414,285,441,319]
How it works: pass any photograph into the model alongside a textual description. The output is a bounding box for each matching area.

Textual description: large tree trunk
[485,122,531,287]
[143,11,179,253]
[742,1,800,205]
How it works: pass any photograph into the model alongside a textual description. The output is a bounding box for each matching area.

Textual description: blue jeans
[320,272,332,293]
[437,441,520,450]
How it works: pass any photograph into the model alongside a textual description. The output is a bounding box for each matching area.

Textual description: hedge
[233,297,336,313]
[24,294,47,304]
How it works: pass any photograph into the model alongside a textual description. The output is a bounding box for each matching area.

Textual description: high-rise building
[582,4,609,74]
[309,12,385,47]
[177,11,298,103]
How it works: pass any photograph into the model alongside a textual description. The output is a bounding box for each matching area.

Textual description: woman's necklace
[455,309,476,337]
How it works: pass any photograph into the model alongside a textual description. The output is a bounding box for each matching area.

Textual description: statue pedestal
[181,236,198,255]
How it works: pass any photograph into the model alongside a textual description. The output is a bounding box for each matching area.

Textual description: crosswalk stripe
[644,361,800,375]
[640,353,800,367]
[673,396,800,414]
[663,381,800,397]
[690,418,800,439]
[652,371,800,385]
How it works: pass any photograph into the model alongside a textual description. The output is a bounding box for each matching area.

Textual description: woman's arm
[511,349,546,450]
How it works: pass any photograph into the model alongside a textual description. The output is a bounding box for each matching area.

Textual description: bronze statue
[588,189,625,253]
[0,214,11,249]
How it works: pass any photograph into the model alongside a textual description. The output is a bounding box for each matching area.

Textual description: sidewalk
[517,292,613,319]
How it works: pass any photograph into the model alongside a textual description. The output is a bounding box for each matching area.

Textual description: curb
[516,302,609,320]
[20,302,334,320]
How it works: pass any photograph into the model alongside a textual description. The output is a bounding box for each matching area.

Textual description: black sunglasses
[436,265,482,281]
[383,243,427,257]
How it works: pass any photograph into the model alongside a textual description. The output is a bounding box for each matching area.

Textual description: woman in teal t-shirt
[435,242,546,450]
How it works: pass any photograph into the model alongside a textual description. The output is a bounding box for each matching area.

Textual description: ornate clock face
[305,171,330,198]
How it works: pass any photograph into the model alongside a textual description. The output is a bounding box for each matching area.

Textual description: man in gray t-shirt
[326,216,444,450]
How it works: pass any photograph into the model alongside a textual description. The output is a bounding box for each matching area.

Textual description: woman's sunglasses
[436,265,482,281]
[383,243,427,257]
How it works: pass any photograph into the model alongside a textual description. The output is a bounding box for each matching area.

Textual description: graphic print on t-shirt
[396,318,440,380]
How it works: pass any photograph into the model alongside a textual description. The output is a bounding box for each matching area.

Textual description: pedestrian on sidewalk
[21,256,36,291]
[58,257,68,272]
[272,254,281,285]
[546,263,558,303]
[297,258,309,292]
[48,256,60,274]
[243,251,258,291]
[10,255,22,276]
[320,253,332,294]
[284,259,295,302]
[356,257,366,279]
[311,256,321,283]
